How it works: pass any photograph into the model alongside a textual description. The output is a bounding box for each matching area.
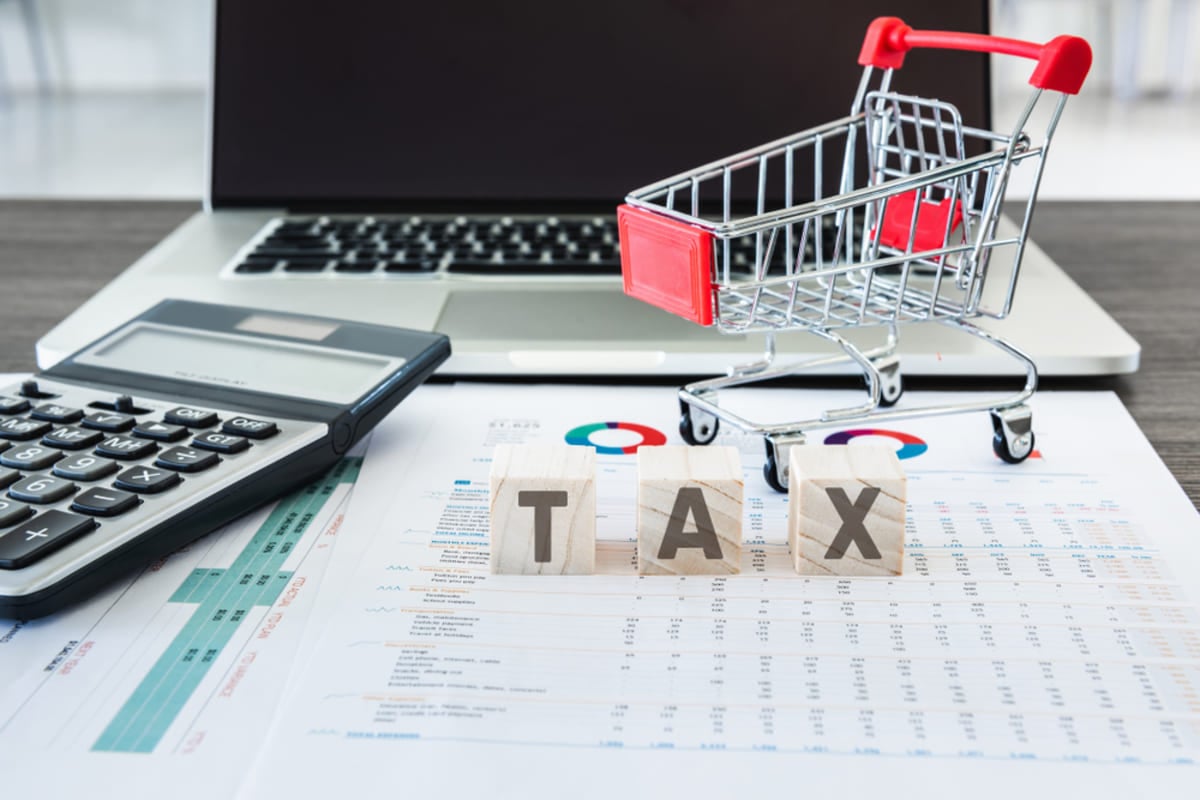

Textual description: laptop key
[282,260,334,273]
[445,259,620,275]
[235,260,280,274]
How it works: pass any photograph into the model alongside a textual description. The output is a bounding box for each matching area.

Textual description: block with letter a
[787,444,906,576]
[637,445,742,575]
[489,443,596,575]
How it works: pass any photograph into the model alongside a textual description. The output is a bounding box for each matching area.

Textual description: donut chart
[824,428,929,460]
[565,421,667,455]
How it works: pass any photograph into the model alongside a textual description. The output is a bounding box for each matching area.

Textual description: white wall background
[0,0,211,91]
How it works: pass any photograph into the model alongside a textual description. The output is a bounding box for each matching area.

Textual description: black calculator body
[0,300,449,618]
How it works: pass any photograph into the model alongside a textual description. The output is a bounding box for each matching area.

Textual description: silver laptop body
[37,1,1138,377]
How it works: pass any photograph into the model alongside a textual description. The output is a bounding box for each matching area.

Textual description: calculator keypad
[53,454,119,482]
[9,475,77,504]
[96,436,158,461]
[0,499,32,528]
[0,397,30,415]
[191,432,249,454]
[132,421,189,442]
[0,378,319,585]
[156,447,220,473]
[43,425,104,450]
[71,487,139,517]
[221,417,277,439]
[1,445,64,471]
[81,412,136,432]
[0,418,52,440]
[114,465,181,494]
[164,407,219,428]
[0,510,95,570]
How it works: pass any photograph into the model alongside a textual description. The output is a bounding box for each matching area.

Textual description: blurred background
[0,0,1195,200]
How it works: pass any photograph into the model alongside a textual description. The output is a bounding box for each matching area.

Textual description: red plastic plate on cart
[878,190,964,254]
[618,204,715,327]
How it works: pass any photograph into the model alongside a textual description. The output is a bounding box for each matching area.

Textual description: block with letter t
[637,445,743,575]
[489,443,596,575]
[787,444,906,576]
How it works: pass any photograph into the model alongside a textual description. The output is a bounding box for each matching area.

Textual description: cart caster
[990,405,1035,464]
[864,355,903,408]
[679,401,719,445]
[762,436,801,493]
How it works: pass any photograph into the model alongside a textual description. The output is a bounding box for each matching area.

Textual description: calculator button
[0,418,52,441]
[0,499,32,528]
[8,476,77,504]
[0,445,64,471]
[81,412,136,433]
[155,446,220,473]
[132,421,189,442]
[30,403,83,424]
[95,435,158,460]
[222,417,278,439]
[0,441,9,454]
[0,468,20,489]
[191,432,249,454]
[164,407,219,428]
[19,380,55,399]
[114,466,180,494]
[42,425,104,450]
[54,454,119,482]
[0,396,30,415]
[71,487,139,517]
[0,510,95,569]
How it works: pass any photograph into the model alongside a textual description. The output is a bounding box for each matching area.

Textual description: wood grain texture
[489,443,595,575]
[637,445,742,575]
[788,445,906,577]
[0,200,1195,506]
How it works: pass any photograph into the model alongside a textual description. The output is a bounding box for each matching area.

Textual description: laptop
[36,0,1139,377]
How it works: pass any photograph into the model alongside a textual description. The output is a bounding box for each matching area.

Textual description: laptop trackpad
[436,289,742,345]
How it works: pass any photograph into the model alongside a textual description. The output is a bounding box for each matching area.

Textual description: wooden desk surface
[0,200,1196,505]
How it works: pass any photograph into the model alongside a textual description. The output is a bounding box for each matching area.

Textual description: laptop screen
[211,0,990,212]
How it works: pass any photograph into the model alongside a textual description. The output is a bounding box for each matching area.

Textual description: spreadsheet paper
[240,386,1200,799]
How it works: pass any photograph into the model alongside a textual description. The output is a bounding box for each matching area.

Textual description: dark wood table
[1,200,1196,505]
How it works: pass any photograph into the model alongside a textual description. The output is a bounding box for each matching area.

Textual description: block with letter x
[787,444,906,576]
[489,443,596,575]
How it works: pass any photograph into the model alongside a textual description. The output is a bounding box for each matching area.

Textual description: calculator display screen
[80,323,404,405]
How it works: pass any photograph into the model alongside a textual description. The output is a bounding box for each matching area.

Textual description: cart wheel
[863,358,903,408]
[993,428,1035,464]
[990,406,1035,464]
[762,442,787,493]
[679,402,719,446]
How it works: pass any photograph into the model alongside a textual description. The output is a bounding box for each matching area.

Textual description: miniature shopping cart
[617,16,1091,491]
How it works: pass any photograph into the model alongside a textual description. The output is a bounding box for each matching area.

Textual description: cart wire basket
[617,16,1092,491]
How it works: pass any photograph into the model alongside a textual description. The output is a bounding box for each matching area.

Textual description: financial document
[241,385,1200,799]
[0,380,450,798]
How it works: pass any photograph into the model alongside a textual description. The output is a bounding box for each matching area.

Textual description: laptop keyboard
[232,215,624,277]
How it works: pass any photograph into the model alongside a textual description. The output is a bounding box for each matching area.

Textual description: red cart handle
[858,16,1091,95]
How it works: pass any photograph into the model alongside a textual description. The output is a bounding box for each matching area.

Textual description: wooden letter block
[489,444,596,575]
[637,445,742,575]
[788,444,906,576]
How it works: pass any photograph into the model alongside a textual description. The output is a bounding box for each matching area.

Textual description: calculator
[0,300,450,618]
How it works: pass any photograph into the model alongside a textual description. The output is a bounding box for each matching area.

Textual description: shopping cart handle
[858,16,1091,95]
